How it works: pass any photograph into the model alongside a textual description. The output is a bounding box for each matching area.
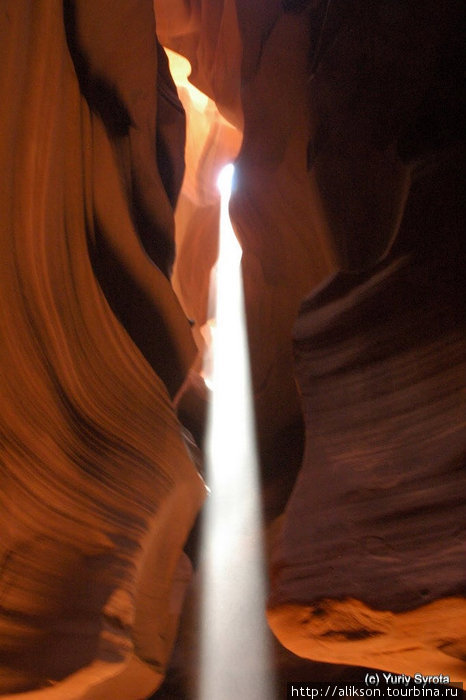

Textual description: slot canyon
[0,1,464,698]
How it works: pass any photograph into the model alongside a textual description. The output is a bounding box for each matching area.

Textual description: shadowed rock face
[267,0,466,679]
[1,0,465,696]
[269,227,466,676]
[159,0,337,491]
[0,1,204,696]
[158,0,466,686]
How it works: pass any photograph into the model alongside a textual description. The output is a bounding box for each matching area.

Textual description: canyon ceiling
[0,0,464,698]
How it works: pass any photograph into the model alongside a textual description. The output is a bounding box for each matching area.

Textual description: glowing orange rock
[0,1,204,696]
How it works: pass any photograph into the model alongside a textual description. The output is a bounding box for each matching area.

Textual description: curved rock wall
[153,1,465,683]
[269,236,466,677]
[1,0,465,694]
[267,0,466,681]
[158,0,337,495]
[0,1,205,696]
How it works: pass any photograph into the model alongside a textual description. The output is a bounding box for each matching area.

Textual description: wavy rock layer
[158,0,336,485]
[156,2,465,683]
[0,1,204,696]
[269,148,466,678]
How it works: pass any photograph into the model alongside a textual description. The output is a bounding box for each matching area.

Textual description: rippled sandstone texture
[157,0,337,518]
[155,0,466,690]
[0,1,205,697]
[267,0,466,682]
[159,0,466,687]
[1,0,465,696]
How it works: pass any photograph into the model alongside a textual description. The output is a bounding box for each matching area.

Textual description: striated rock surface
[267,0,466,680]
[154,4,465,684]
[154,0,243,128]
[268,152,466,680]
[231,2,337,456]
[158,0,336,484]
[167,49,241,343]
[2,0,465,694]
[0,1,205,696]
[269,249,466,677]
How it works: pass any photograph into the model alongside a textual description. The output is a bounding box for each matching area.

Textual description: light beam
[199,165,275,699]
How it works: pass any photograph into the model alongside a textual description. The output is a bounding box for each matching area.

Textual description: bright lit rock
[1,0,465,695]
[0,1,205,696]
